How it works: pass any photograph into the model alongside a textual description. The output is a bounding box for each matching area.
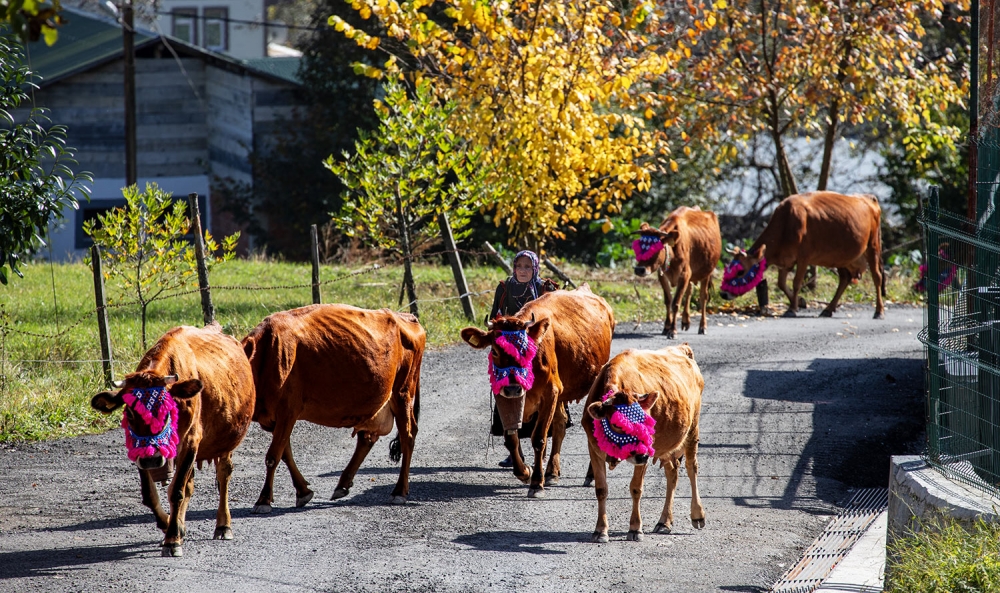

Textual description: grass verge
[886,517,1000,593]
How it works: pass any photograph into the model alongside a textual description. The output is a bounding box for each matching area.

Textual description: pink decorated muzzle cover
[121,386,179,462]
[592,390,656,460]
[720,256,767,296]
[632,234,664,264]
[487,329,537,395]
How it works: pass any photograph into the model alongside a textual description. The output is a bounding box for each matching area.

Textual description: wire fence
[919,186,1000,499]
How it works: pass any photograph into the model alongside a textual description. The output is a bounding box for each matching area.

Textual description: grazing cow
[461,284,614,497]
[90,322,255,557]
[242,304,425,511]
[633,206,722,338]
[583,344,705,543]
[719,191,885,319]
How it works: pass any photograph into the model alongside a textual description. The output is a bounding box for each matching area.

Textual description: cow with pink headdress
[632,206,722,338]
[583,344,706,543]
[461,284,614,498]
[90,322,255,557]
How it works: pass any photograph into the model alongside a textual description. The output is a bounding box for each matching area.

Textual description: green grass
[886,517,1000,593]
[0,256,922,442]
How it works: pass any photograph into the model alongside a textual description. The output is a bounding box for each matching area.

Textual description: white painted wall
[154,0,267,59]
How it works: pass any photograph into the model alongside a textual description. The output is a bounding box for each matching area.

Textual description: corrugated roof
[20,8,302,88]
[21,9,155,86]
[243,57,302,86]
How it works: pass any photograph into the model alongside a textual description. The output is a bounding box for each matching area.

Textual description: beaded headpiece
[632,234,665,264]
[121,386,179,462]
[487,329,538,394]
[592,390,656,460]
[720,256,768,297]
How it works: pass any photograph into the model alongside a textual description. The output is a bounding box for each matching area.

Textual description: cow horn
[486,320,494,330]
[111,380,125,388]
[164,374,179,385]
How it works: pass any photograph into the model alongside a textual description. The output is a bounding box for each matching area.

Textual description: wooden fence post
[484,241,513,275]
[542,258,577,289]
[187,193,215,325]
[310,224,322,304]
[91,245,114,386]
[440,212,476,321]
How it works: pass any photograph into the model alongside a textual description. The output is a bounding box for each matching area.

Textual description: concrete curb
[813,511,886,593]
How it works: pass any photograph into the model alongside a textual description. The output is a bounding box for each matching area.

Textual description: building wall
[155,0,267,59]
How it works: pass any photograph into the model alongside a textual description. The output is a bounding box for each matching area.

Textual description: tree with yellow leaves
[331,0,715,248]
[664,0,968,199]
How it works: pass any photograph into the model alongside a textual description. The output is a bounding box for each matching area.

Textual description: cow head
[720,245,768,300]
[91,372,203,470]
[588,389,658,466]
[632,222,677,277]
[460,314,550,399]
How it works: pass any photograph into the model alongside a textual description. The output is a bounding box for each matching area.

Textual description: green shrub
[886,517,1000,593]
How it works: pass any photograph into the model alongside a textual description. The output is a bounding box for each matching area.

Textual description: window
[171,8,197,44]
[203,7,228,52]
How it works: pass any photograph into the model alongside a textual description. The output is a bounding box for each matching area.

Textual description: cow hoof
[213,526,233,540]
[251,503,272,515]
[664,329,676,339]
[653,522,671,534]
[583,477,593,488]
[681,322,691,331]
[389,495,407,505]
[591,532,609,544]
[874,311,885,320]
[544,474,559,486]
[819,309,834,318]
[626,530,644,542]
[514,469,532,484]
[331,487,350,500]
[691,517,706,530]
[296,490,314,508]
[782,310,798,318]
[527,487,545,498]
[698,327,706,335]
[161,543,183,557]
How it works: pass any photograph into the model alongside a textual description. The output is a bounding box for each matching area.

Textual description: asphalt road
[0,304,925,593]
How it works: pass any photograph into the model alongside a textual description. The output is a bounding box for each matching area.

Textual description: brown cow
[583,344,705,543]
[90,322,255,557]
[720,191,885,319]
[242,304,425,511]
[633,206,722,338]
[461,284,614,497]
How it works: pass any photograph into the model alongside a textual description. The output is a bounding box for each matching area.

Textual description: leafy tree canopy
[1,0,64,44]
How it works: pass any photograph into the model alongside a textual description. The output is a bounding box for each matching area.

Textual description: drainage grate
[770,488,888,593]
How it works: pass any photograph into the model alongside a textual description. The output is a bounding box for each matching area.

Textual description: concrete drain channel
[770,487,888,593]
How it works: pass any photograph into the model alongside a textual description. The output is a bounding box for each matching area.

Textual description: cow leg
[697,277,711,335]
[544,403,568,486]
[655,454,680,534]
[681,282,693,332]
[667,275,690,339]
[527,396,558,498]
[282,446,314,508]
[389,394,418,504]
[783,265,809,317]
[866,248,885,319]
[162,448,196,557]
[588,441,611,543]
[213,453,235,540]
[659,273,675,337]
[332,431,377,500]
[776,267,806,312]
[627,463,648,541]
[685,430,706,529]
[139,469,169,532]
[820,268,853,318]
[253,415,296,514]
[505,431,531,484]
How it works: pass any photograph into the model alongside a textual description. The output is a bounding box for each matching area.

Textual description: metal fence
[919,186,1000,498]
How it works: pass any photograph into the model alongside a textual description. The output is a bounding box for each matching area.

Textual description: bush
[886,517,1000,593]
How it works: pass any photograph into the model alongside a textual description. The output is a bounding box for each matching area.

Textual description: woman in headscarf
[487,250,566,467]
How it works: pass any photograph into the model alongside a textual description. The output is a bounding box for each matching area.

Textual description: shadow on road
[0,542,152,579]
[452,529,584,554]
[738,356,924,510]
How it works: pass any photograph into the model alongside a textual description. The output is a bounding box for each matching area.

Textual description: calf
[720,191,885,318]
[582,344,705,543]
[90,322,255,557]
[633,206,722,337]
[242,304,425,511]
[461,285,615,497]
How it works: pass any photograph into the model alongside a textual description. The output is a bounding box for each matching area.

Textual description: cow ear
[91,391,124,414]
[587,400,611,419]
[527,317,550,344]
[461,327,491,349]
[638,221,651,232]
[751,245,766,259]
[636,391,660,411]
[661,230,680,245]
[170,379,203,400]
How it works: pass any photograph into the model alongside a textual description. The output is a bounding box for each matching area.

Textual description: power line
[152,9,328,32]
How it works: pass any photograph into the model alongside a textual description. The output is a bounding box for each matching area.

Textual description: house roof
[21,8,302,88]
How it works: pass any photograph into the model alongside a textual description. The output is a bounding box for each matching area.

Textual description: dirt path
[0,305,924,592]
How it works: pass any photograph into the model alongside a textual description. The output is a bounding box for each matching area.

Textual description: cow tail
[389,435,402,464]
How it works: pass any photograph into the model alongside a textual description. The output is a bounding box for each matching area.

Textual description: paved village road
[0,305,925,593]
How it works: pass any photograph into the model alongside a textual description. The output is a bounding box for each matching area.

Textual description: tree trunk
[394,188,418,317]
[818,97,839,192]
[140,301,148,351]
[768,90,798,198]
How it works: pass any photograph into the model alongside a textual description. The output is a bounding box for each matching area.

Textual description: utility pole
[123,0,137,187]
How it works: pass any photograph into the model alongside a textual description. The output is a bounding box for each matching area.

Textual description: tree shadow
[452,530,585,554]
